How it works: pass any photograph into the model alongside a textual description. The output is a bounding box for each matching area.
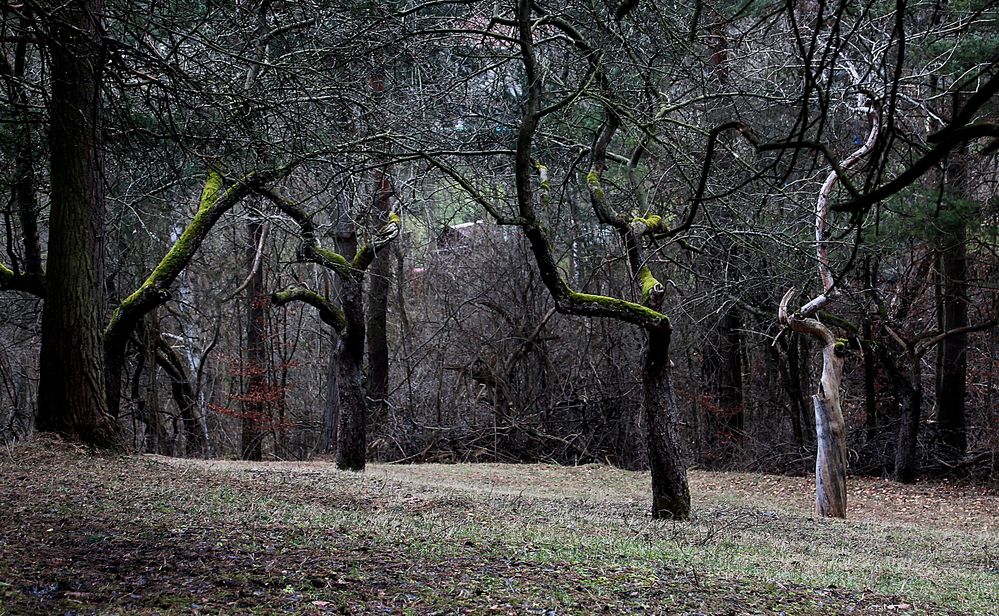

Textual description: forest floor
[1,437,997,615]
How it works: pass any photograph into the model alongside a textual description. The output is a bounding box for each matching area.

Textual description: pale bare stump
[777,101,879,518]
[780,291,848,517]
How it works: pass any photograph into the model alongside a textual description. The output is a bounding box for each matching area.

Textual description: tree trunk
[104,337,127,420]
[155,336,207,457]
[365,169,393,424]
[772,333,808,447]
[321,348,339,454]
[643,327,691,520]
[35,0,122,449]
[862,318,879,443]
[781,292,850,518]
[325,220,367,471]
[133,312,169,454]
[700,23,744,439]
[813,340,848,517]
[718,307,745,432]
[336,273,367,471]
[893,364,923,484]
[935,224,969,458]
[241,217,267,460]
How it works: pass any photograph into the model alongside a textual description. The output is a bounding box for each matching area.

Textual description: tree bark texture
[643,328,692,520]
[366,170,393,423]
[812,340,848,517]
[35,0,122,449]
[241,217,267,460]
[155,336,207,457]
[935,224,969,457]
[322,349,339,455]
[893,366,923,484]
[133,312,169,454]
[336,273,367,471]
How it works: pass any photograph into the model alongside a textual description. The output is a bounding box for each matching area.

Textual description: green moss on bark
[568,290,668,325]
[200,170,223,210]
[637,266,662,305]
[272,286,346,332]
[311,246,349,269]
[586,170,605,201]
[835,338,850,356]
[632,214,671,237]
[113,172,224,315]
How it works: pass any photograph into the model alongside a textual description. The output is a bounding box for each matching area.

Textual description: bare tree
[267,187,401,470]
[778,102,880,518]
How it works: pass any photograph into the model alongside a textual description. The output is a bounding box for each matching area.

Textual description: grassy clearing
[1,437,996,614]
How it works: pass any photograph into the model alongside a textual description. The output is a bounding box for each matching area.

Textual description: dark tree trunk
[155,336,207,457]
[701,306,745,438]
[336,272,367,471]
[323,222,367,471]
[321,349,339,454]
[35,0,122,449]
[773,332,809,447]
[862,319,879,443]
[365,168,392,423]
[699,22,743,438]
[719,307,745,432]
[132,312,169,454]
[934,96,970,458]
[935,225,969,458]
[643,327,691,520]
[893,365,923,484]
[241,217,267,460]
[105,337,126,420]
[265,193,398,463]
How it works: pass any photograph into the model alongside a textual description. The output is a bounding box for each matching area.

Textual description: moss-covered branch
[0,261,45,297]
[564,290,669,328]
[816,310,858,335]
[638,266,666,309]
[271,286,346,332]
[633,214,668,235]
[586,123,627,228]
[259,185,401,279]
[505,0,670,334]
[352,212,401,271]
[104,170,264,346]
[256,186,358,279]
[306,245,350,273]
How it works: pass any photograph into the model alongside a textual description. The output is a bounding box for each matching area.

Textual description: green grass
[0,437,995,614]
